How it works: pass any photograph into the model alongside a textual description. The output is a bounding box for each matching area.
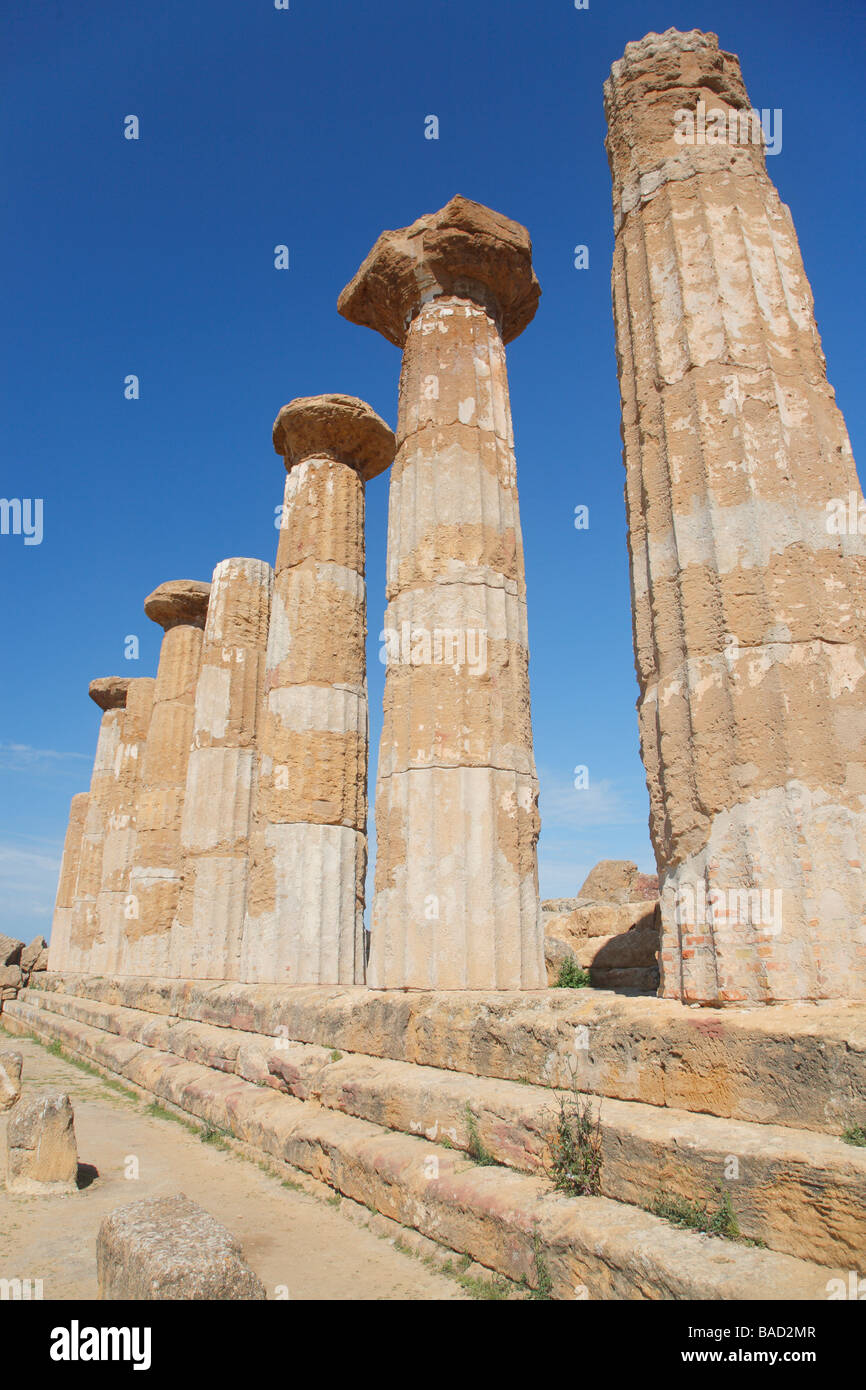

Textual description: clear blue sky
[1,0,863,938]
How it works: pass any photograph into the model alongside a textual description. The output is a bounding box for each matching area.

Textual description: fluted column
[605,29,866,1003]
[66,679,132,973]
[48,792,90,973]
[172,558,273,980]
[121,580,210,977]
[90,677,156,975]
[241,395,393,985]
[338,195,546,989]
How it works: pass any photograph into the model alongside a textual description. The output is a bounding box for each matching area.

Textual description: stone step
[9,985,866,1268]
[1,994,845,1301]
[30,971,866,1135]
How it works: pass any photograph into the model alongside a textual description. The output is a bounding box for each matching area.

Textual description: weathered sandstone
[340,196,545,989]
[242,396,393,985]
[46,796,88,974]
[96,1194,266,1300]
[0,1050,22,1111]
[606,30,866,1003]
[5,1087,78,1194]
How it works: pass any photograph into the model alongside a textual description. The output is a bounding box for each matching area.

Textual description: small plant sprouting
[842,1124,866,1147]
[650,1186,744,1241]
[525,1235,553,1300]
[330,1050,343,1063]
[464,1104,497,1167]
[543,1088,603,1197]
[554,959,591,989]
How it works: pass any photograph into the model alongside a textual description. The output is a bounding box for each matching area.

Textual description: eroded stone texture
[241,396,393,986]
[97,1194,266,1300]
[5,1088,78,1194]
[173,558,273,980]
[339,196,545,989]
[91,678,156,975]
[0,1051,22,1111]
[121,581,210,977]
[47,794,89,974]
[66,680,132,974]
[605,30,866,1003]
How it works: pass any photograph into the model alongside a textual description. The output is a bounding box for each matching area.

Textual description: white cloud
[0,837,61,937]
[0,743,89,773]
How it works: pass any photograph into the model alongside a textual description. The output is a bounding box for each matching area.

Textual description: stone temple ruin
[2,31,865,1298]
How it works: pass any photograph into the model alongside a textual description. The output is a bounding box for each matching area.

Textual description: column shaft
[173,557,273,980]
[47,793,90,973]
[605,29,866,1002]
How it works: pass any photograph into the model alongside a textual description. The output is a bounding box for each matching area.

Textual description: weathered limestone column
[121,581,210,978]
[66,679,132,974]
[605,30,866,1003]
[47,792,90,973]
[242,396,393,985]
[172,558,273,980]
[338,196,546,989]
[90,677,156,975]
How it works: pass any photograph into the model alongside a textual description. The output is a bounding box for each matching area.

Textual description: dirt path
[0,1031,469,1301]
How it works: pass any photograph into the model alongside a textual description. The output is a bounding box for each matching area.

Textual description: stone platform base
[3,974,865,1299]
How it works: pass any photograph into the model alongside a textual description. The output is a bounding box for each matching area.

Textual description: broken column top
[272,393,395,481]
[337,194,541,348]
[604,28,763,219]
[144,580,211,631]
[89,676,132,710]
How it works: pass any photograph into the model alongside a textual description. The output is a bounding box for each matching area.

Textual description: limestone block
[20,936,47,973]
[0,935,24,967]
[96,1195,266,1300]
[579,860,639,904]
[5,1088,78,1194]
[0,1051,22,1111]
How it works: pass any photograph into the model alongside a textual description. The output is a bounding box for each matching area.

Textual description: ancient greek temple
[47,30,866,1007]
[6,29,863,1304]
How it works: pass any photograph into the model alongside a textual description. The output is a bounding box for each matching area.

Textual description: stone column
[121,581,210,977]
[338,196,546,989]
[90,677,156,975]
[66,679,131,974]
[172,558,273,980]
[47,792,90,973]
[605,29,866,1003]
[241,395,393,985]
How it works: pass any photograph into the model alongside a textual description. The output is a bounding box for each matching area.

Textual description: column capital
[144,580,211,631]
[272,394,394,481]
[338,195,540,348]
[89,677,132,710]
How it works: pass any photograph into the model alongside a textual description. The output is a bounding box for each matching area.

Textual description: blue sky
[1,0,863,938]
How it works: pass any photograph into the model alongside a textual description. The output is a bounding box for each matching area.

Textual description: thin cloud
[0,743,90,773]
[0,837,61,935]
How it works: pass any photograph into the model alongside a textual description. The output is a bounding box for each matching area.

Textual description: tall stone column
[121,581,210,978]
[338,195,546,989]
[172,558,273,980]
[66,678,132,974]
[90,677,156,975]
[48,792,90,973]
[605,29,866,1003]
[242,395,393,986]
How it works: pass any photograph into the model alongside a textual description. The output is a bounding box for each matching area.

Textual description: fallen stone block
[0,935,23,968]
[550,899,658,946]
[0,965,23,991]
[579,859,640,904]
[0,1050,22,1111]
[5,1088,78,1194]
[97,1194,267,1300]
[20,936,47,974]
